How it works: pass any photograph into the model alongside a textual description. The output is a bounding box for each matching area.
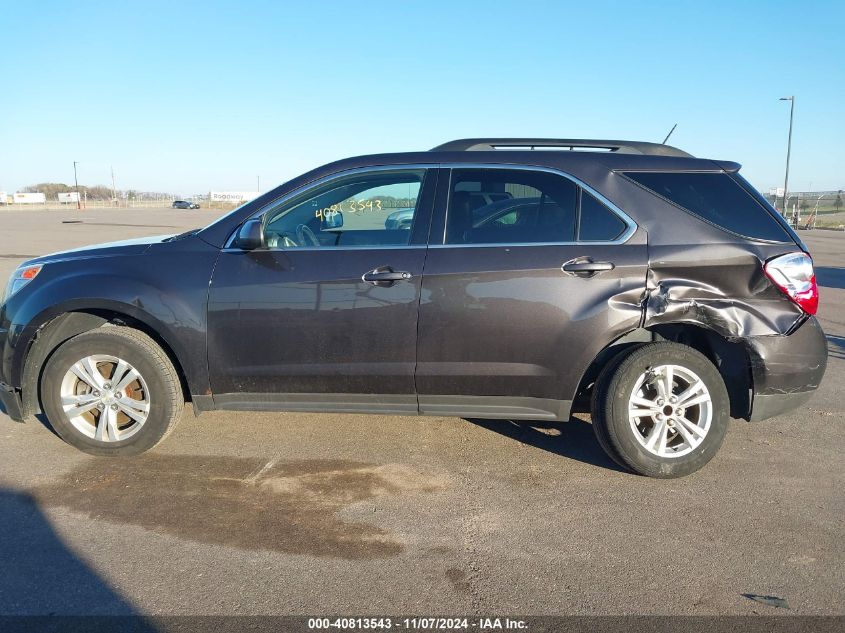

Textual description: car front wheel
[591,342,729,478]
[41,326,184,456]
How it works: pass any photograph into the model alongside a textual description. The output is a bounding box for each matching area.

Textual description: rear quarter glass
[621,171,794,244]
[731,173,808,252]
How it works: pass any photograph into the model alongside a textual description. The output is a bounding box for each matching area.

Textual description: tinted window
[623,171,791,242]
[447,169,576,244]
[579,191,626,241]
[263,169,424,248]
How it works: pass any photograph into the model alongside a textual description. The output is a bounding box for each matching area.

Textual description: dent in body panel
[642,243,804,338]
[743,316,827,396]
[639,243,827,420]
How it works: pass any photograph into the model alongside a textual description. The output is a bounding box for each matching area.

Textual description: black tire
[41,326,184,456]
[591,342,729,478]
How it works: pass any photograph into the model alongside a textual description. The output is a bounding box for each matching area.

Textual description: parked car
[172,200,199,209]
[0,138,826,477]
[386,191,515,230]
[384,207,415,230]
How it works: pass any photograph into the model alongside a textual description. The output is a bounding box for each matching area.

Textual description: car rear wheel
[41,326,184,456]
[591,342,729,478]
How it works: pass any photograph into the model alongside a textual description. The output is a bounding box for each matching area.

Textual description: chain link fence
[763,191,845,230]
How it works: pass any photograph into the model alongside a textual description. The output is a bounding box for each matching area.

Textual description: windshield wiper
[164,229,200,242]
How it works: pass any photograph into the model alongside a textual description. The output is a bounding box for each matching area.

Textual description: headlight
[3,264,42,303]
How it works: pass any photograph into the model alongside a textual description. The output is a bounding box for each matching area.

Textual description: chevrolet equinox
[0,139,828,477]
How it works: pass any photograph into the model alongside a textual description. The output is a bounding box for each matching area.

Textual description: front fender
[2,242,218,397]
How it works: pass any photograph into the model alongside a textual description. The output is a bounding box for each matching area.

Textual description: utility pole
[111,165,117,205]
[73,161,81,210]
[779,96,795,215]
[257,175,260,192]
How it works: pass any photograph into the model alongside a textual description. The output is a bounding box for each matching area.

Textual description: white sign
[210,191,260,202]
[13,192,46,204]
[58,192,80,203]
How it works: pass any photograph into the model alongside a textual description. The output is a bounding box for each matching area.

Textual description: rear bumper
[750,390,815,422]
[0,381,24,422]
[746,316,828,421]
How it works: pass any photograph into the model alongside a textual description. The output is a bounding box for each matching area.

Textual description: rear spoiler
[712,160,742,173]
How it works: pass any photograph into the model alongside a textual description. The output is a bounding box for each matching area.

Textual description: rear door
[416,165,648,420]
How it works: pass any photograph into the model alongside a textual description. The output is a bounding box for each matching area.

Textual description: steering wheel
[296,223,320,247]
[265,231,298,248]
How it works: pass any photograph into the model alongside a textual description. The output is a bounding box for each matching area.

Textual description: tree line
[22,182,115,200]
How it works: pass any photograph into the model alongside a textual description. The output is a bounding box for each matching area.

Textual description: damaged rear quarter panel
[593,167,824,418]
[588,166,806,339]
[644,242,805,338]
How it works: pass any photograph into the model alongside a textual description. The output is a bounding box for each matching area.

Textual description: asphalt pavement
[0,207,843,616]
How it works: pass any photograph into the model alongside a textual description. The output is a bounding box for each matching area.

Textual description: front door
[207,166,436,414]
[416,166,648,420]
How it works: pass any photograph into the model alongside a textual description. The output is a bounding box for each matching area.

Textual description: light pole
[73,161,81,210]
[257,175,260,192]
[779,96,794,216]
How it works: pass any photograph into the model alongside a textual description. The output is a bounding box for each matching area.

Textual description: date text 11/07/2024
[307,617,529,630]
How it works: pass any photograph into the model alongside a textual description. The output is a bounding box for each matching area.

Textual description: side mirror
[322,210,343,230]
[233,218,265,250]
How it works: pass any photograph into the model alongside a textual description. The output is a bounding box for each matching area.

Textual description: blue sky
[1,0,843,195]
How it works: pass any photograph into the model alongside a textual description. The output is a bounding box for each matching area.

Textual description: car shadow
[827,334,845,361]
[0,397,60,438]
[816,266,845,290]
[0,488,156,627]
[463,416,627,473]
[32,411,60,436]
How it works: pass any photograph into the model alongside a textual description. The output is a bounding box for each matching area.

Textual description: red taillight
[764,252,818,315]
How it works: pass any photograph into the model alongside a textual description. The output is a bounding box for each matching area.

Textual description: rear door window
[622,171,791,242]
[446,168,577,245]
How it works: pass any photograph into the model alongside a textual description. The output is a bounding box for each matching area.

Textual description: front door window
[263,170,425,248]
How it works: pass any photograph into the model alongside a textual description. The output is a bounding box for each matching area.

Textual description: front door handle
[362,266,412,286]
[561,258,615,277]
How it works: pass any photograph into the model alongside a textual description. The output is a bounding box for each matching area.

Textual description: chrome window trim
[429,241,582,249]
[225,164,438,250]
[438,163,637,247]
[221,245,427,253]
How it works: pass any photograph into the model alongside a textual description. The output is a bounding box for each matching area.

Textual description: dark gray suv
[0,138,827,477]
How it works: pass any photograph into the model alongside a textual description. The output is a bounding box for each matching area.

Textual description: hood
[24,234,177,266]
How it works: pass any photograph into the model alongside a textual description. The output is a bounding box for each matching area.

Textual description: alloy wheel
[59,354,151,442]
[627,364,712,458]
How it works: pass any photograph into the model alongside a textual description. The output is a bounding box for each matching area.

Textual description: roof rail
[430,138,693,158]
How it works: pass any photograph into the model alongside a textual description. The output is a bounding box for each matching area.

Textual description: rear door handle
[362,266,412,286]
[561,258,615,277]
